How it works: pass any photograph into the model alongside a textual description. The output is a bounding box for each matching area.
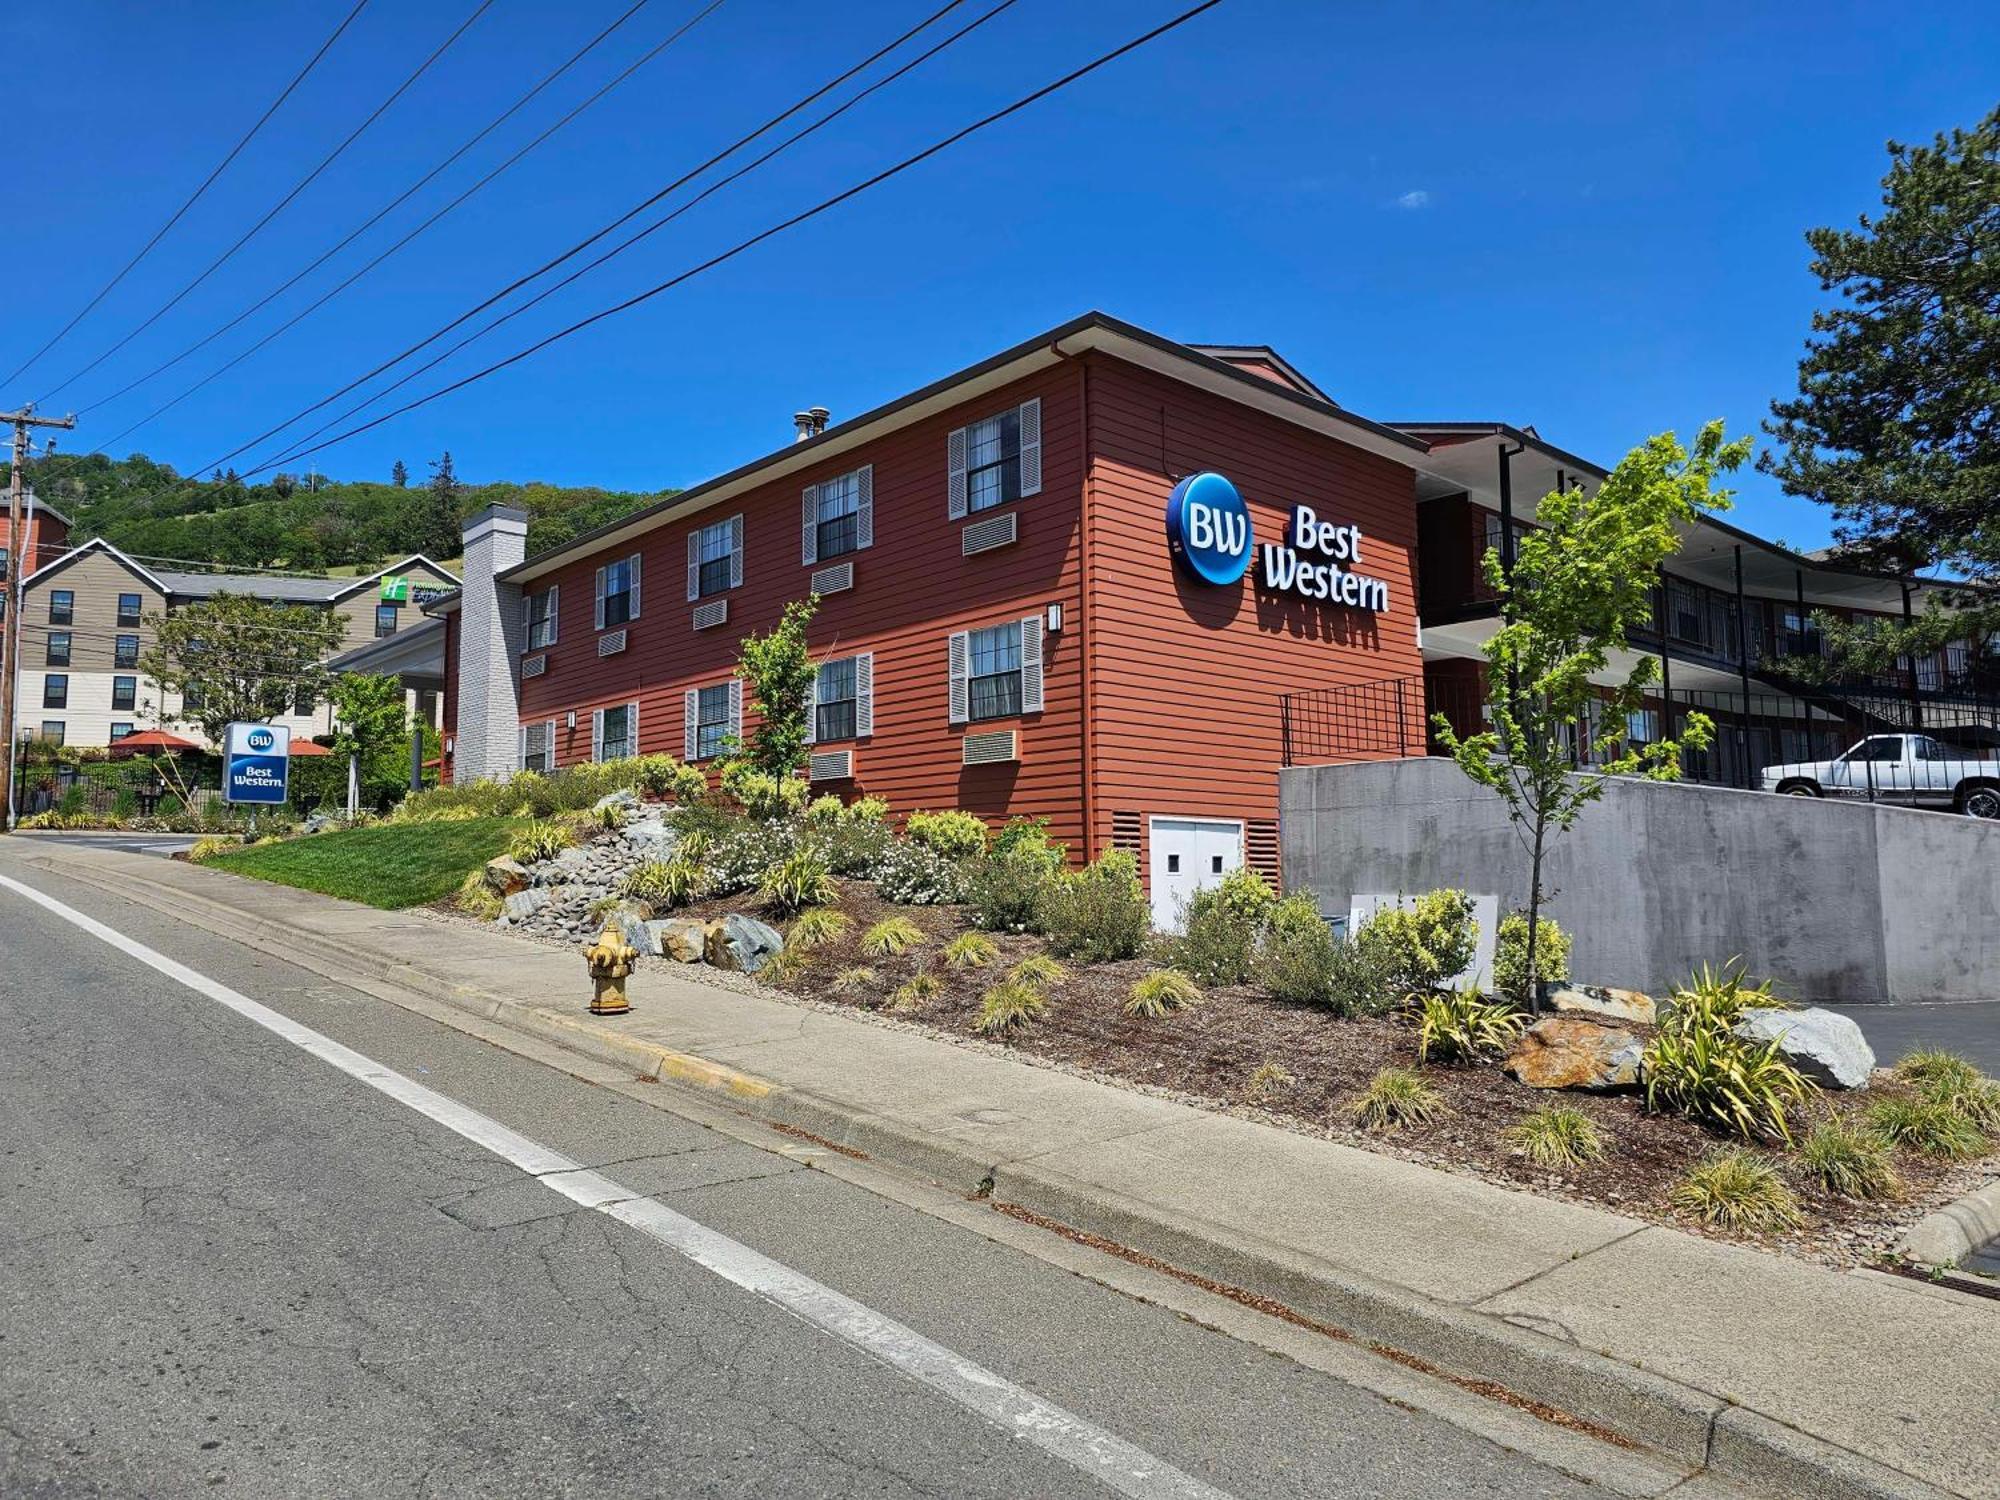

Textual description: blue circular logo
[247,728,276,752]
[1165,472,1254,586]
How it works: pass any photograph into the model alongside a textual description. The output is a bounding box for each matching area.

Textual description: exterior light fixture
[1045,602,1064,634]
[566,710,577,730]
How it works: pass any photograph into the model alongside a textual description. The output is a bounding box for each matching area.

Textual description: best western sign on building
[1164,471,1389,611]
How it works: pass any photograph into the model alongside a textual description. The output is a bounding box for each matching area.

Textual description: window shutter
[590,708,604,762]
[683,688,699,761]
[548,584,558,644]
[856,651,874,738]
[545,719,556,768]
[519,595,531,644]
[856,465,874,550]
[803,669,817,746]
[948,631,969,724]
[801,483,819,565]
[627,554,641,620]
[626,700,640,759]
[728,676,743,741]
[947,426,968,519]
[594,567,606,630]
[729,514,744,588]
[686,531,699,601]
[1018,397,1042,497]
[1020,614,1044,713]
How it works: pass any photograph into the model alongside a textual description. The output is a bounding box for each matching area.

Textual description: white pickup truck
[1760,733,2000,818]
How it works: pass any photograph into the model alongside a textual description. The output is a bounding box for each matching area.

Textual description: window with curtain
[696,683,732,759]
[965,410,1022,513]
[815,657,857,741]
[968,622,1022,720]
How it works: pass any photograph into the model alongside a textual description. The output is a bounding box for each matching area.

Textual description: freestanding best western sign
[223,721,291,805]
[1165,471,1389,611]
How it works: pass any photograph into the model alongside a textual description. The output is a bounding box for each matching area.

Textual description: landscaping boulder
[1547,983,1656,1026]
[483,855,531,895]
[605,902,657,957]
[1733,1006,1875,1090]
[502,887,550,923]
[592,788,640,817]
[1504,1017,1642,1091]
[705,913,783,973]
[623,817,676,854]
[649,918,706,962]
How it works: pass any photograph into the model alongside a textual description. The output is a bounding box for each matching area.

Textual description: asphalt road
[0,861,1607,1500]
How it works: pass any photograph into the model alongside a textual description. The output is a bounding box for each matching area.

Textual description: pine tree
[391,459,408,487]
[425,452,462,559]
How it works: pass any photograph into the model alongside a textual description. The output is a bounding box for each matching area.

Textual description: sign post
[222,722,291,828]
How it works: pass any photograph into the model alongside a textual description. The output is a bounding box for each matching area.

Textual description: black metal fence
[1279,675,1486,766]
[10,758,227,821]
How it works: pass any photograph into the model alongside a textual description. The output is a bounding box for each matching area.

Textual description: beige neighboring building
[9,538,456,748]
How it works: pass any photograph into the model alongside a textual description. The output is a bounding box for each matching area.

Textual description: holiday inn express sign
[1165,471,1388,612]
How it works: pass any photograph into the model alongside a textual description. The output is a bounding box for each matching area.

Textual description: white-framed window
[520,718,557,773]
[808,653,874,743]
[948,398,1041,519]
[801,466,872,564]
[592,701,639,761]
[524,584,559,650]
[115,634,139,668]
[684,680,741,762]
[1626,708,1659,746]
[688,516,743,599]
[596,555,640,629]
[947,616,1044,725]
[110,722,134,743]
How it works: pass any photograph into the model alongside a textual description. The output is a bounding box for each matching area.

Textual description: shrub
[623,858,706,911]
[705,820,801,895]
[785,907,851,952]
[1256,917,1341,1005]
[966,850,1056,933]
[1491,912,1573,1009]
[1202,868,1277,924]
[1008,953,1068,991]
[1644,962,1815,1142]
[634,755,708,803]
[1504,1105,1606,1170]
[861,916,924,957]
[1897,1050,2000,1130]
[508,819,575,864]
[806,795,845,823]
[1166,899,1260,987]
[1038,850,1149,963]
[453,868,503,921]
[1799,1118,1901,1199]
[1668,1149,1802,1232]
[814,818,895,878]
[1415,987,1527,1064]
[831,965,877,992]
[943,932,999,969]
[758,849,836,916]
[991,815,1066,870]
[1351,1069,1447,1132]
[874,839,970,905]
[1350,890,1477,998]
[841,796,890,824]
[722,763,810,820]
[1864,1097,1989,1161]
[1664,960,1786,1029]
[905,809,990,859]
[976,980,1047,1036]
[888,972,941,1013]
[1125,969,1202,1019]
[1265,894,1328,940]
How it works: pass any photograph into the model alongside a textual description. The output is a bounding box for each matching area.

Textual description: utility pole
[3,404,78,831]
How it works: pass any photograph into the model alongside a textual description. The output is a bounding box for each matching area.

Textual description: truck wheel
[1959,784,2000,820]
[1777,780,1820,798]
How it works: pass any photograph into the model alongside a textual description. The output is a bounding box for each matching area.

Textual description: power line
[0,0,372,391]
[36,0,498,407]
[262,0,1022,474]
[192,0,978,478]
[77,0,659,420]
[248,0,1231,477]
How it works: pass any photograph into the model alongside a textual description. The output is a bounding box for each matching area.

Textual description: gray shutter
[627,554,641,620]
[594,567,606,630]
[947,426,968,519]
[1020,614,1044,712]
[729,514,744,588]
[545,718,557,769]
[801,483,819,565]
[948,631,969,724]
[856,465,874,550]
[626,699,640,759]
[855,651,874,738]
[547,584,559,645]
[1018,397,1042,497]
[686,531,700,601]
[683,688,699,761]
[803,664,818,746]
[591,708,604,762]
[519,595,531,646]
[728,676,743,742]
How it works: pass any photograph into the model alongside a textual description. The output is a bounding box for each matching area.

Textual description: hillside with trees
[4,450,674,570]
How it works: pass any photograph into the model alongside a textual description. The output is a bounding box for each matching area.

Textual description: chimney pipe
[793,411,816,444]
[809,405,831,437]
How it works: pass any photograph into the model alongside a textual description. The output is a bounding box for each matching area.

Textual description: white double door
[1148,817,1244,932]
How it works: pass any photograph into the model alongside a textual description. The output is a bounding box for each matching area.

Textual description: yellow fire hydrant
[584,924,637,1016]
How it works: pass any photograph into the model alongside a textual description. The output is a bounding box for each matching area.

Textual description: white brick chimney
[454,504,528,783]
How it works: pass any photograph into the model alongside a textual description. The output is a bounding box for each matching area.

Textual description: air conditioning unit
[692,599,729,630]
[810,561,854,595]
[520,653,548,679]
[961,729,1017,766]
[961,512,1017,556]
[596,629,627,657]
[808,748,854,782]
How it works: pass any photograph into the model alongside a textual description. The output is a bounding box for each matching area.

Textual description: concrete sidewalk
[19,840,1998,1500]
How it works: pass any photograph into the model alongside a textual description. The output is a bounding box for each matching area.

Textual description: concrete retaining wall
[1279,756,2000,1005]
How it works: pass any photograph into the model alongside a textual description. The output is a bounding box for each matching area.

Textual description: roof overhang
[330,614,446,679]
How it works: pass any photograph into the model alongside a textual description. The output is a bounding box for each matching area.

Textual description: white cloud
[1395,189,1431,211]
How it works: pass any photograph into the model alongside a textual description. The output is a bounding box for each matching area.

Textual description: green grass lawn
[206,817,522,909]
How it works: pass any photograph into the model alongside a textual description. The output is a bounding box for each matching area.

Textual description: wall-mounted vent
[961,512,1018,556]
[1111,810,1141,857]
[596,629,627,658]
[810,560,854,595]
[961,729,1018,766]
[808,748,854,783]
[520,653,548,679]
[692,599,729,631]
[1247,818,1282,891]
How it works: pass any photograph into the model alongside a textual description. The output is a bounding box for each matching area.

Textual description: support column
[1901,583,1923,731]
[1734,545,1754,788]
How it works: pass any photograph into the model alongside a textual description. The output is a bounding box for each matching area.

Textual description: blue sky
[4,0,1994,546]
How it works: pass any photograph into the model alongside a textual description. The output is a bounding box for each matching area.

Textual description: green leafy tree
[423,451,463,560]
[331,673,418,811]
[140,593,346,744]
[1433,424,1747,1011]
[733,596,819,778]
[1763,106,2000,674]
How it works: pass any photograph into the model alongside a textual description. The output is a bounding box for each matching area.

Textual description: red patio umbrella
[108,728,202,758]
[288,740,333,756]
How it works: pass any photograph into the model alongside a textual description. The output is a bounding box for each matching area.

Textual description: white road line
[0,871,1235,1500]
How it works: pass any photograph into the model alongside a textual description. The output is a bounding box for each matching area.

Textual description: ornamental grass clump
[1124,969,1201,1019]
[622,858,706,912]
[831,965,878,992]
[758,849,836,917]
[1643,963,1815,1142]
[507,818,574,864]
[454,868,503,921]
[888,972,941,1013]
[1897,1050,2000,1131]
[1415,986,1526,1064]
[943,932,999,969]
[1668,1149,1802,1232]
[976,980,1048,1037]
[1008,953,1068,991]
[784,906,851,952]
[1350,1068,1447,1132]
[1863,1097,1989,1161]
[861,916,924,958]
[1504,1105,1606,1171]
[1799,1118,1901,1200]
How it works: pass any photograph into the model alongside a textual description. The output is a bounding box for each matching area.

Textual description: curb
[33,850,1968,1500]
[1898,1178,2000,1269]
